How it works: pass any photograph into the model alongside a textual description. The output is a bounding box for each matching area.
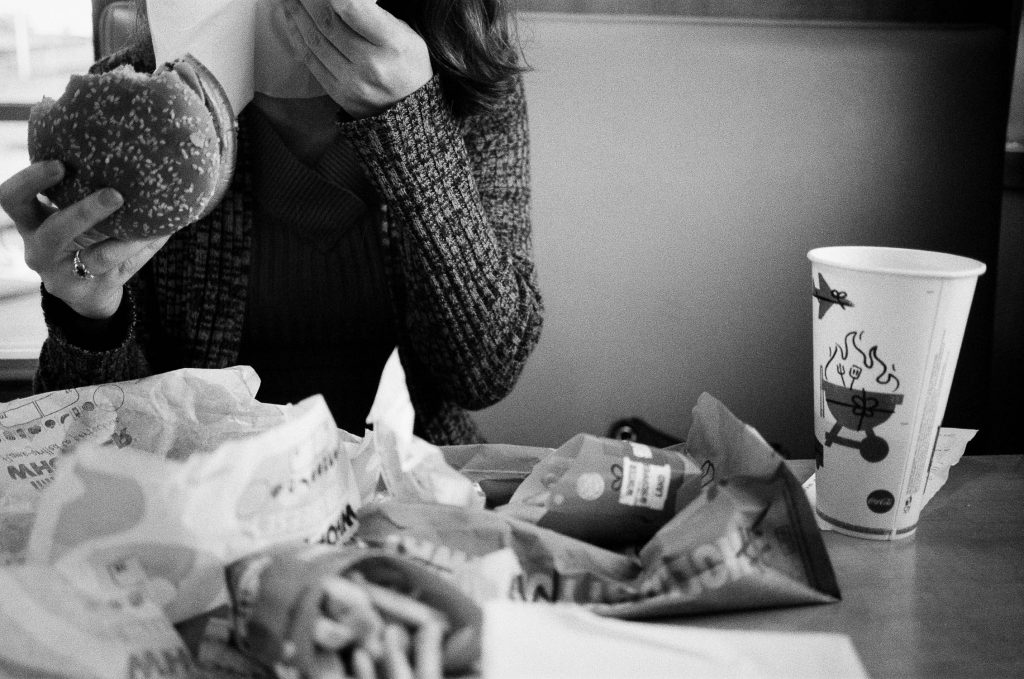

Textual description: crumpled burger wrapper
[356,393,842,618]
[0,366,286,567]
[1,349,482,627]
[24,388,357,623]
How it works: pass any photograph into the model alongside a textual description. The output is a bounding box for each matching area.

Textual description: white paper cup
[808,246,985,540]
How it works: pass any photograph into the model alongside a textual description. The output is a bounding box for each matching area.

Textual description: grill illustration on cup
[818,331,903,464]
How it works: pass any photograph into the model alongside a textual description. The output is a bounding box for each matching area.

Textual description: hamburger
[27,54,237,240]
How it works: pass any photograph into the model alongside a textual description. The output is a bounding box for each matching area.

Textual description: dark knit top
[34,42,544,445]
[236,106,396,436]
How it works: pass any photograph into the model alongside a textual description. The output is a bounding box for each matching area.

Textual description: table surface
[686,455,1024,679]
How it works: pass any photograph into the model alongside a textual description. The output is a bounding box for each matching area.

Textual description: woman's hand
[0,161,169,320]
[280,0,433,119]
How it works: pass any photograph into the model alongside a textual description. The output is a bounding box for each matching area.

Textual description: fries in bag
[226,543,483,678]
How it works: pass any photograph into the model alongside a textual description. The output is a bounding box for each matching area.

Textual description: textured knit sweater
[236,105,395,436]
[35,43,544,445]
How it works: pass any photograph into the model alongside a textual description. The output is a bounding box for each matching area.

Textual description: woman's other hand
[281,0,433,118]
[0,161,169,320]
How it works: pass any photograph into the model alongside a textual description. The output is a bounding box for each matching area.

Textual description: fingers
[282,5,349,91]
[77,233,168,279]
[119,234,171,277]
[71,227,112,250]
[328,0,394,46]
[282,0,430,118]
[0,161,64,231]
[19,190,121,275]
[290,0,394,49]
[286,0,362,62]
[281,0,356,103]
[60,188,123,242]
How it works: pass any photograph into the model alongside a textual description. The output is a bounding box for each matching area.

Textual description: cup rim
[807,246,986,279]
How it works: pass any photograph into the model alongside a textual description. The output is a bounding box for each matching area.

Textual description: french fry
[313,615,356,651]
[381,623,415,679]
[322,577,386,656]
[441,625,480,675]
[308,647,348,679]
[350,646,378,679]
[412,621,445,679]
[361,581,448,631]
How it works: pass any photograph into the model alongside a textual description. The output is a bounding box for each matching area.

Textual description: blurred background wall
[474,5,1021,457]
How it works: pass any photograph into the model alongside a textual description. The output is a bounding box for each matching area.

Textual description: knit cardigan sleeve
[337,75,543,410]
[32,45,160,394]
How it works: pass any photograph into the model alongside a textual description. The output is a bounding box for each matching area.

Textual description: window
[1,1,93,290]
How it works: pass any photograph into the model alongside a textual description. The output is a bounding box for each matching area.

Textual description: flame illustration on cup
[820,331,904,464]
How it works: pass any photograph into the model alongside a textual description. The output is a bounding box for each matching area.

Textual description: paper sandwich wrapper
[147,0,326,117]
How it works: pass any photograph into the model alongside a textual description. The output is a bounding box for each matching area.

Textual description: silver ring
[73,249,95,279]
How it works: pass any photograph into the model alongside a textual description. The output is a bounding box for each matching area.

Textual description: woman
[0,0,543,443]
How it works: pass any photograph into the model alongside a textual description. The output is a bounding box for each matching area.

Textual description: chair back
[92,0,139,59]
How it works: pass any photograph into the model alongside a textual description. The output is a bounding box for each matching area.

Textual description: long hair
[380,0,527,117]
[132,0,526,117]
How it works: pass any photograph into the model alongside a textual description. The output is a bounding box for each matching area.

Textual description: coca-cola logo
[866,489,895,514]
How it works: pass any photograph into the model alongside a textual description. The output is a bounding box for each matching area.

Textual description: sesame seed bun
[27,54,237,240]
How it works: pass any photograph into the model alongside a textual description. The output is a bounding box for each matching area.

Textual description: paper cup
[808,246,985,540]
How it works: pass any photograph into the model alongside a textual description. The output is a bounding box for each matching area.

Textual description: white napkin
[147,0,326,117]
[362,348,487,508]
[482,601,870,679]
